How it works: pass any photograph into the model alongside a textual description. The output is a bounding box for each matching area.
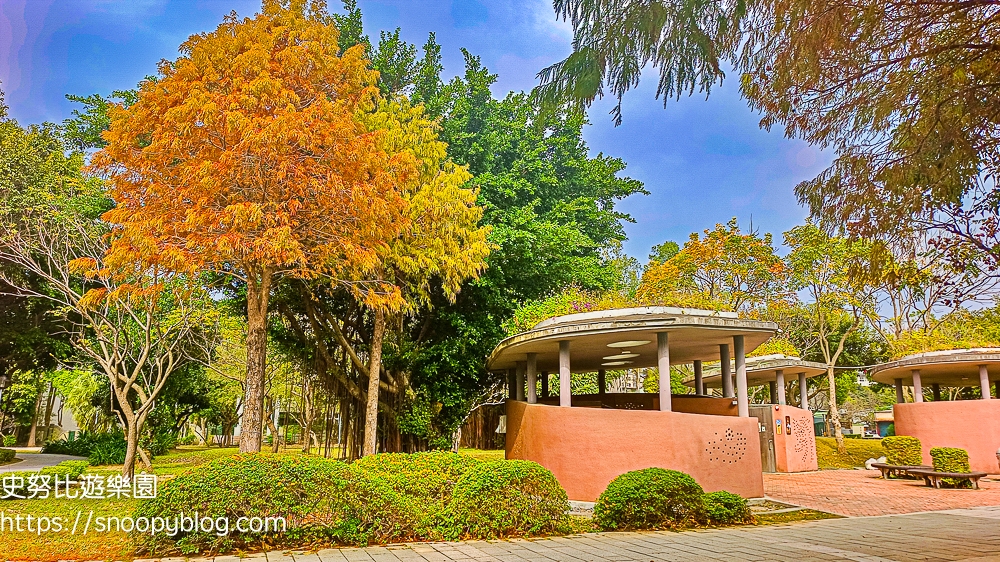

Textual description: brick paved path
[129,507,1000,562]
[764,469,1000,517]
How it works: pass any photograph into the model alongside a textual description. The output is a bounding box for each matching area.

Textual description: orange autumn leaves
[638,219,789,314]
[90,1,488,312]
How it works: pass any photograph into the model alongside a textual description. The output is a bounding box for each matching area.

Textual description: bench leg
[972,479,979,490]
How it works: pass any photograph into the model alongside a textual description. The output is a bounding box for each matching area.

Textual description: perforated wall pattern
[705,427,748,464]
[791,417,815,465]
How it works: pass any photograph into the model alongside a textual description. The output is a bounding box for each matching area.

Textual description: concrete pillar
[734,335,749,417]
[931,383,941,401]
[895,378,905,403]
[912,369,923,403]
[507,369,516,400]
[720,344,733,398]
[799,372,809,410]
[515,361,526,402]
[769,381,778,404]
[980,365,991,400]
[541,371,549,398]
[559,341,571,407]
[775,369,786,405]
[694,360,704,395]
[526,353,538,404]
[657,332,672,412]
[598,369,606,397]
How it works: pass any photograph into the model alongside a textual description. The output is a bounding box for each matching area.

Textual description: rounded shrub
[448,460,569,539]
[594,468,705,531]
[702,491,753,525]
[349,451,482,543]
[0,448,15,464]
[134,454,354,555]
[881,435,923,467]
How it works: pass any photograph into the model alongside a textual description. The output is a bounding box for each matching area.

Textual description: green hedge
[449,460,568,539]
[593,468,705,530]
[930,447,972,488]
[135,454,355,554]
[703,491,753,525]
[134,453,570,555]
[882,436,923,466]
[0,448,15,464]
[353,451,479,503]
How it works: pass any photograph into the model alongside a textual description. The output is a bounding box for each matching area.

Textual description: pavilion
[870,348,1000,473]
[487,306,782,501]
[685,354,827,407]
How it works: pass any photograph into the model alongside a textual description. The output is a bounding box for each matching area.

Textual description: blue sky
[0,0,831,261]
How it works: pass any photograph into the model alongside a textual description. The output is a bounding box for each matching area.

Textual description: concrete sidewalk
[130,506,1000,562]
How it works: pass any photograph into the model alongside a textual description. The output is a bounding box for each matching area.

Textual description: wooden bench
[907,468,988,489]
[870,462,931,479]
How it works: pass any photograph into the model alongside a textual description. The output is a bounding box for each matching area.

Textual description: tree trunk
[265,398,281,453]
[138,446,153,471]
[362,308,386,456]
[41,382,56,443]
[26,381,45,447]
[827,366,846,453]
[122,418,139,480]
[241,269,272,453]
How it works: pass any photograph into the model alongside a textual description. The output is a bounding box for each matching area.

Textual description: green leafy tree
[647,240,679,266]
[785,223,880,452]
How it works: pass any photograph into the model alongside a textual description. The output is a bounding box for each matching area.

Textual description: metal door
[750,405,776,472]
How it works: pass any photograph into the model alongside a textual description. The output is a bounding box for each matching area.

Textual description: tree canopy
[536,0,1000,269]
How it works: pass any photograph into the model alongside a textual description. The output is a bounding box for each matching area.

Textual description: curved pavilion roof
[869,348,1000,386]
[683,354,827,389]
[487,306,778,373]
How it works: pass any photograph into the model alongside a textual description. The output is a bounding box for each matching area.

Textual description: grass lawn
[755,509,841,525]
[457,448,504,462]
[816,436,884,469]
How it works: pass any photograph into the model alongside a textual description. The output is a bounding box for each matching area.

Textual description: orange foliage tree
[638,219,789,314]
[91,0,415,452]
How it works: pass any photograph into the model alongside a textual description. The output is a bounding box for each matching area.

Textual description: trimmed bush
[0,448,15,464]
[882,436,923,467]
[134,454,355,555]
[449,460,569,539]
[353,451,480,502]
[702,491,753,525]
[930,447,972,488]
[2,435,14,447]
[594,468,705,530]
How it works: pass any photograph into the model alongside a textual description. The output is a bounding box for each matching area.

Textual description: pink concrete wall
[505,400,765,502]
[894,400,1000,474]
[771,405,818,473]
